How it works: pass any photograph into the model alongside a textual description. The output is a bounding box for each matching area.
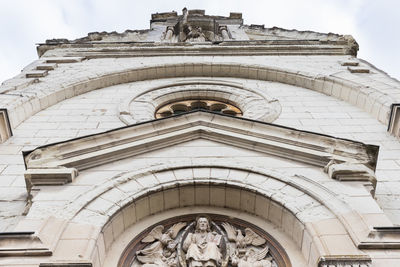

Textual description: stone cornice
[23,111,378,186]
[37,40,356,58]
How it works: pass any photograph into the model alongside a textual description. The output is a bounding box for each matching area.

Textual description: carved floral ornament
[119,214,290,267]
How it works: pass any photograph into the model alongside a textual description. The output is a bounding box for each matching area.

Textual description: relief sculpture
[183,217,222,267]
[134,222,187,267]
[221,222,273,267]
[131,216,277,267]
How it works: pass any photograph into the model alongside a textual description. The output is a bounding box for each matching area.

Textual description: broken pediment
[23,111,378,187]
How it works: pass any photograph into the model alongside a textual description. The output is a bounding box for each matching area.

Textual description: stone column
[219,26,230,40]
[164,26,175,41]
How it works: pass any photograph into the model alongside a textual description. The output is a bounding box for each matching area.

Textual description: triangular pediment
[23,111,378,185]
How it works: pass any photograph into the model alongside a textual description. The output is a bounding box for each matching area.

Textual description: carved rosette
[118,214,291,267]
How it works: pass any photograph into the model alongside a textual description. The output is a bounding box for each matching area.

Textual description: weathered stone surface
[0,8,400,267]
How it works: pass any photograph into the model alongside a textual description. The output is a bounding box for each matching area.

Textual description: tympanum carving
[130,216,278,267]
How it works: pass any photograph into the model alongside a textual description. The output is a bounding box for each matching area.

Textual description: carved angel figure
[231,247,272,267]
[134,222,187,267]
[221,222,266,250]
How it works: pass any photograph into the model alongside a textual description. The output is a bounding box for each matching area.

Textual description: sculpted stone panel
[118,214,290,267]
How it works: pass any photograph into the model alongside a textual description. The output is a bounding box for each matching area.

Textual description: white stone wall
[1,75,399,230]
[1,54,400,266]
[1,55,399,129]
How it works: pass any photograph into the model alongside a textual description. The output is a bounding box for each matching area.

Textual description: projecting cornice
[37,40,357,58]
[23,111,378,187]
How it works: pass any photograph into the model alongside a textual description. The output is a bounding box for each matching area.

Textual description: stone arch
[50,160,366,267]
[8,62,391,129]
[110,208,300,267]
[118,78,281,124]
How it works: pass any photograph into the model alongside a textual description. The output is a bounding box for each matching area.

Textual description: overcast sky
[0,0,399,83]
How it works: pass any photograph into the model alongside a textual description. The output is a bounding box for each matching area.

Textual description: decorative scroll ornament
[131,216,277,267]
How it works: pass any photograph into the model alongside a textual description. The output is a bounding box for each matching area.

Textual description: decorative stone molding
[0,232,51,256]
[45,57,85,63]
[1,62,394,130]
[36,63,58,70]
[348,66,370,73]
[37,42,358,58]
[24,168,79,187]
[23,111,378,185]
[359,227,400,249]
[325,162,377,193]
[0,217,68,261]
[10,161,394,266]
[26,70,48,78]
[341,60,359,66]
[318,255,371,267]
[118,79,281,124]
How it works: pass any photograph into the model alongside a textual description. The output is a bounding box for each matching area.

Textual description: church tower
[1,9,400,267]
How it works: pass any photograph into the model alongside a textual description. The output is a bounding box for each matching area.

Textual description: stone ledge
[348,66,370,73]
[25,70,48,78]
[24,168,78,187]
[0,231,52,257]
[39,263,92,267]
[341,61,359,66]
[23,111,379,180]
[45,57,85,63]
[359,227,400,249]
[318,255,371,267]
[37,63,58,70]
[325,162,377,194]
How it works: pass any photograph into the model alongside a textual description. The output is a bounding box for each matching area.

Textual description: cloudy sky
[0,0,399,83]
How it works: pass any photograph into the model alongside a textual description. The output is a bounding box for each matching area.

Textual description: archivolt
[8,62,391,128]
[37,159,368,266]
[52,159,359,247]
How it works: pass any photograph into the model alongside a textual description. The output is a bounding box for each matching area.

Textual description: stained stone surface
[1,8,400,267]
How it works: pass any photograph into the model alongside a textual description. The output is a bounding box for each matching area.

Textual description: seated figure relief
[132,216,277,267]
[183,216,222,267]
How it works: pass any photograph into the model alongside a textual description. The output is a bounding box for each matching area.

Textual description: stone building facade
[0,9,400,267]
